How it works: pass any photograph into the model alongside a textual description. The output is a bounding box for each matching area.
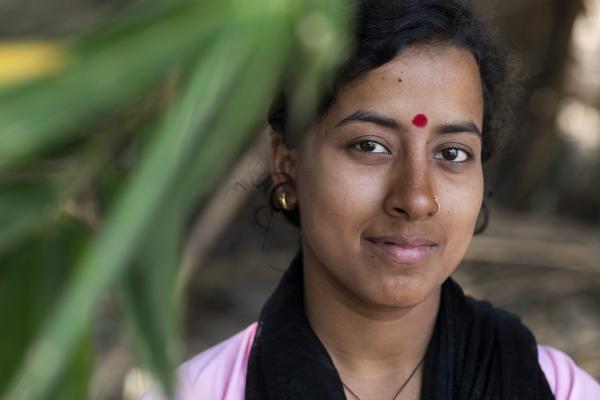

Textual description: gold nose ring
[429,196,440,216]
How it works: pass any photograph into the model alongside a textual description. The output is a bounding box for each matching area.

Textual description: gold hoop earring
[429,196,440,216]
[278,191,291,210]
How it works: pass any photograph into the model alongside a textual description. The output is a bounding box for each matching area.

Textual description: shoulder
[140,322,257,400]
[538,345,600,400]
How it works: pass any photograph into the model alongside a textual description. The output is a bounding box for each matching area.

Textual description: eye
[351,140,390,154]
[433,147,472,162]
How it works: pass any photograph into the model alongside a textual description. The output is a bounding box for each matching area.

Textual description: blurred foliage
[0,0,350,399]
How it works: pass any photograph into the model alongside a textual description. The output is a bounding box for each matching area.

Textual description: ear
[269,133,297,186]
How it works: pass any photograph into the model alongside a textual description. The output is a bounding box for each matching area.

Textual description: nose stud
[429,196,440,216]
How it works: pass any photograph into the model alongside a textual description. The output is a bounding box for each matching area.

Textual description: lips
[365,235,438,265]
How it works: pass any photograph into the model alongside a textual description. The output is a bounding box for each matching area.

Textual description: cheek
[440,172,483,262]
[295,148,383,247]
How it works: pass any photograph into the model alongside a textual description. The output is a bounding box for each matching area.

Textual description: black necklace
[341,354,425,400]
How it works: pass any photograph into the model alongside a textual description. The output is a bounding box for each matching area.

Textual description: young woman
[143,0,600,398]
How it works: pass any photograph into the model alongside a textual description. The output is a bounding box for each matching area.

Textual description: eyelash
[350,140,390,154]
[433,147,473,163]
[349,139,474,163]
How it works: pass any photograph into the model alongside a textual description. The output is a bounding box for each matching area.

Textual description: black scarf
[245,251,554,399]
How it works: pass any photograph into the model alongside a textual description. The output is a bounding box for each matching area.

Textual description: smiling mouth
[365,238,438,265]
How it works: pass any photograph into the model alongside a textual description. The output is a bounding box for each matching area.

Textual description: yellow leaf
[0,41,66,87]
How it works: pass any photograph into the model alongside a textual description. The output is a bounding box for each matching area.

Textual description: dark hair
[261,0,515,232]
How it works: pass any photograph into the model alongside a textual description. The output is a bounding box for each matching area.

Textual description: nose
[383,158,437,221]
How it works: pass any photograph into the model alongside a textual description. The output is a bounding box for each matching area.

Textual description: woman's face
[272,44,484,309]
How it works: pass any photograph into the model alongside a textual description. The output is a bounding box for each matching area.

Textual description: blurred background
[0,0,599,399]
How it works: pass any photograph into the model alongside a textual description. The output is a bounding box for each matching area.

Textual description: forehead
[321,45,484,128]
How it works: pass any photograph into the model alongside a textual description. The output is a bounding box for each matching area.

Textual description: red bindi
[412,114,428,127]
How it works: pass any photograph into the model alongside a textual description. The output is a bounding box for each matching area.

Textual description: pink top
[141,322,600,400]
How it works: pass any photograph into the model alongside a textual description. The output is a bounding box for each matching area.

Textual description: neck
[303,249,440,377]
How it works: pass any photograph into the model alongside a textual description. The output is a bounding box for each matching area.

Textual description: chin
[358,278,436,311]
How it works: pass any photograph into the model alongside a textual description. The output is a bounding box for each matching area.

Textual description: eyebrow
[334,109,482,137]
[335,110,400,130]
[438,121,482,136]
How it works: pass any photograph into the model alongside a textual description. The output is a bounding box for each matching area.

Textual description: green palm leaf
[0,0,349,399]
